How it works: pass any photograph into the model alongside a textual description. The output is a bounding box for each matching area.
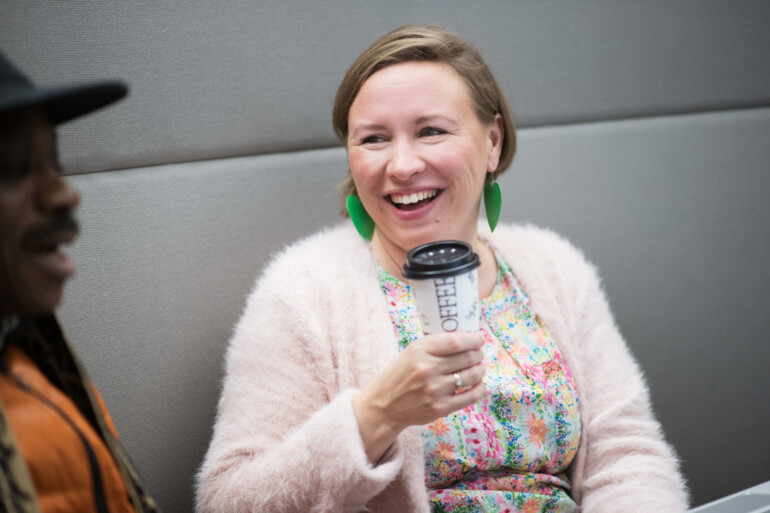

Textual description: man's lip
[22,224,78,281]
[21,216,79,252]
[27,249,75,280]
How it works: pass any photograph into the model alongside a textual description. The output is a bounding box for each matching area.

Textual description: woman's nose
[36,169,80,213]
[386,139,425,181]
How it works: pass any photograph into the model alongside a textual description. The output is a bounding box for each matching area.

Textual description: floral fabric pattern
[377,255,581,512]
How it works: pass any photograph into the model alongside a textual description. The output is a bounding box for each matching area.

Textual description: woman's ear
[487,114,504,172]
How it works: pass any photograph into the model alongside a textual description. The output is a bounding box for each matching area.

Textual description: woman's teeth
[390,189,438,205]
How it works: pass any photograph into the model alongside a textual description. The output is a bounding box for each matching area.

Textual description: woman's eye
[420,126,446,137]
[361,134,385,145]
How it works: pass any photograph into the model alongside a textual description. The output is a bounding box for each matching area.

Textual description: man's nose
[36,170,80,213]
[386,138,425,181]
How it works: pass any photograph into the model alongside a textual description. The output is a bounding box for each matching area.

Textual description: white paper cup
[403,241,481,334]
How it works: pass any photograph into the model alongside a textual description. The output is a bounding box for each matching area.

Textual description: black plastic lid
[402,240,481,279]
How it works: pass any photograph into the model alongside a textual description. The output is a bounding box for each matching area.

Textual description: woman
[196,25,688,512]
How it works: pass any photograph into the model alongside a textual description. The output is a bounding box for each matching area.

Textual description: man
[0,52,159,512]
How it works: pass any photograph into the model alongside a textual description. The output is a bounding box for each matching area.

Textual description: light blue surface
[688,481,770,513]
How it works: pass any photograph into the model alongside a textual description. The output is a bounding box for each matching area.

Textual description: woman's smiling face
[347,61,502,257]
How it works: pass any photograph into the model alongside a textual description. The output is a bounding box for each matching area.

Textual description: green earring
[346,194,374,242]
[483,180,502,232]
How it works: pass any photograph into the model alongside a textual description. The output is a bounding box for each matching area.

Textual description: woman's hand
[352,331,486,463]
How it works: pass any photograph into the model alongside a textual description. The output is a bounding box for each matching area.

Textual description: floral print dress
[377,254,582,513]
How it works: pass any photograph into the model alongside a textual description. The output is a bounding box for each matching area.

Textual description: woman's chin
[375,200,478,252]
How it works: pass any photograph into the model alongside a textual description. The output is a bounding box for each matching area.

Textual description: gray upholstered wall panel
[503,108,770,506]
[2,1,769,174]
[58,107,770,510]
[59,149,347,513]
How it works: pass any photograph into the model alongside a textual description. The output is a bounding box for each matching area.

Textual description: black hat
[0,51,127,125]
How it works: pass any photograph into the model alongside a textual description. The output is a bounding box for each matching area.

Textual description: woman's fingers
[422,331,485,357]
[406,332,486,394]
[437,348,485,376]
[449,361,486,394]
[418,332,485,377]
[430,369,486,418]
[356,331,487,436]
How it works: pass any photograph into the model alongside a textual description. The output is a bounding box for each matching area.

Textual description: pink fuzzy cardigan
[196,223,689,512]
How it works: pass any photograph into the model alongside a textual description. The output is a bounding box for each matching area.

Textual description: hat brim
[0,80,127,125]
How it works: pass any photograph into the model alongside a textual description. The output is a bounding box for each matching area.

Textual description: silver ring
[453,372,464,394]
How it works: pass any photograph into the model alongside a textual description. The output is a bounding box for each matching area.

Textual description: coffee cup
[402,240,481,334]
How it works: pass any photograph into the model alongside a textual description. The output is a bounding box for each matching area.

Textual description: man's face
[0,109,80,317]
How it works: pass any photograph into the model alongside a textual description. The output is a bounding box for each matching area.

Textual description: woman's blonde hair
[333,24,516,206]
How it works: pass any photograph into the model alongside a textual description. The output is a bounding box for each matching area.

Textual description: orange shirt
[0,345,135,513]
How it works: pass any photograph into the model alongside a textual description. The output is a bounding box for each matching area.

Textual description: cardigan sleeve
[195,253,404,513]
[565,247,690,512]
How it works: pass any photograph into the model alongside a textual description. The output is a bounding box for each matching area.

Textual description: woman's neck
[369,232,408,281]
[370,230,498,299]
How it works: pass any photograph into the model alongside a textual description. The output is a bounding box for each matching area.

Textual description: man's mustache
[21,212,80,248]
